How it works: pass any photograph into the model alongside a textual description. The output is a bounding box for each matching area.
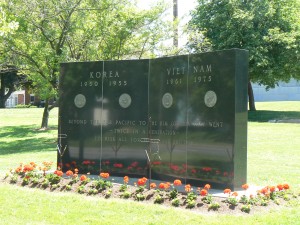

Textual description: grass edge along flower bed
[3,161,299,214]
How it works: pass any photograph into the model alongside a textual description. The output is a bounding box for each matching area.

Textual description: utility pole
[173,0,178,47]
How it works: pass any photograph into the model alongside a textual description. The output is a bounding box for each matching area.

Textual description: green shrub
[241,204,251,213]
[15,104,37,108]
[209,202,220,211]
[171,198,180,207]
[121,191,131,199]
[154,194,164,204]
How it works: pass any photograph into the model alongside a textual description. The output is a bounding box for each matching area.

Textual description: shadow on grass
[248,110,300,123]
[0,125,57,155]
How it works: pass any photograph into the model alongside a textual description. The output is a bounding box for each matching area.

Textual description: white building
[252,79,300,102]
[5,90,37,108]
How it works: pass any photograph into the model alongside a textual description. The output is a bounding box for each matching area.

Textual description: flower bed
[2,161,299,215]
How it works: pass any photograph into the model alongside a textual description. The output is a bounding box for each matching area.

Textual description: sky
[177,0,198,18]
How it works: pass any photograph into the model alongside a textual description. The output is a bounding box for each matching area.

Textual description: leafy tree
[0,4,22,108]
[3,0,172,128]
[0,4,18,68]
[0,5,18,36]
[189,0,300,110]
[0,66,28,108]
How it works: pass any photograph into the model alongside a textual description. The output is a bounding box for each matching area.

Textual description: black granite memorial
[58,49,248,190]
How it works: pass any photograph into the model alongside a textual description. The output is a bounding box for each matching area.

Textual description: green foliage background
[189,0,300,89]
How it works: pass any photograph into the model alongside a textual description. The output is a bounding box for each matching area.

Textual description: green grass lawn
[248,102,300,188]
[1,102,300,225]
[0,108,58,173]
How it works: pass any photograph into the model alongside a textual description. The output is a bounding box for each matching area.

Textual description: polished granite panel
[100,59,149,177]
[58,49,248,189]
[187,50,246,189]
[59,62,104,173]
[148,55,189,182]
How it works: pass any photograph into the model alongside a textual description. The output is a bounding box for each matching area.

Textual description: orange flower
[100,172,109,179]
[269,186,276,193]
[30,162,37,168]
[54,170,63,177]
[66,170,74,176]
[277,184,284,191]
[80,175,87,181]
[242,183,249,190]
[150,183,157,189]
[137,177,147,186]
[42,161,53,170]
[232,192,238,197]
[185,184,191,192]
[157,182,171,190]
[223,188,231,194]
[260,186,269,195]
[74,168,79,174]
[159,183,166,189]
[142,178,148,184]
[173,179,182,186]
[23,164,34,173]
[200,189,208,196]
[124,176,129,184]
[42,161,52,166]
[283,183,289,190]
[165,182,171,189]
[15,166,22,173]
[204,184,211,190]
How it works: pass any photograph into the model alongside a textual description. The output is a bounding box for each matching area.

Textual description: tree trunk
[41,98,50,129]
[0,99,5,108]
[0,77,5,108]
[0,88,14,109]
[0,69,18,108]
[248,81,256,111]
[0,74,4,108]
[0,74,8,108]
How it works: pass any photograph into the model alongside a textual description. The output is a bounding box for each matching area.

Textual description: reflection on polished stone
[59,49,248,190]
